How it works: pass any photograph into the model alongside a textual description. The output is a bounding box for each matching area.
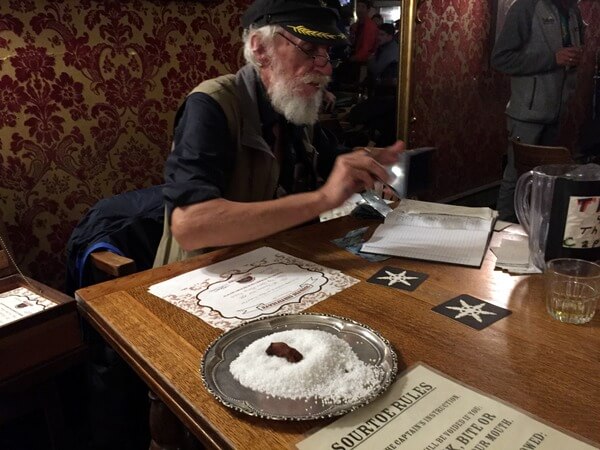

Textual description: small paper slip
[0,287,57,327]
[360,199,497,267]
[320,193,393,222]
[320,194,364,222]
[331,227,390,262]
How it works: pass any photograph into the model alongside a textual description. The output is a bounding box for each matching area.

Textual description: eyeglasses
[276,32,340,68]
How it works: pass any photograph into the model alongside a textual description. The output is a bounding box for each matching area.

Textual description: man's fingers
[335,153,387,189]
[348,167,375,191]
[354,141,405,161]
[344,152,390,183]
[341,140,407,188]
[374,141,406,165]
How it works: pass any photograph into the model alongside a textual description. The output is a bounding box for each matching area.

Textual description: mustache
[300,74,331,89]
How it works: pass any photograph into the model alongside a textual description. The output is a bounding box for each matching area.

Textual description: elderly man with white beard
[154,0,404,266]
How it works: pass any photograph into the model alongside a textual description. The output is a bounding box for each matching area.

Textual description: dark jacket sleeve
[163,93,234,217]
[491,0,557,76]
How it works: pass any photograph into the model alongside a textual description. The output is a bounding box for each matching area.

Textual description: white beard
[267,65,329,126]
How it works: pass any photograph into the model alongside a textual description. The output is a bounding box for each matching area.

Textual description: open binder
[361,199,497,267]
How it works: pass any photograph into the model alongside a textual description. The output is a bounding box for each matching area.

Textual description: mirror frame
[396,0,418,145]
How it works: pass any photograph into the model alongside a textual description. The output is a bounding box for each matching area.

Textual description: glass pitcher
[514,164,600,270]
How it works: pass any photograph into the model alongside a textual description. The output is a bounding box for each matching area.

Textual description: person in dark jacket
[367,23,399,88]
[491,0,584,221]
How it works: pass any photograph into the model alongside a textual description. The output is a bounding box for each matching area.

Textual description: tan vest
[154,66,315,266]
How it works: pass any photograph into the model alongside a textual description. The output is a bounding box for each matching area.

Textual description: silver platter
[201,313,398,421]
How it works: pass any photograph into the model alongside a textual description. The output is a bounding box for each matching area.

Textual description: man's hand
[555,47,583,67]
[318,141,405,208]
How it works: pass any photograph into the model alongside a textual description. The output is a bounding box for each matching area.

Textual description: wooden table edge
[76,297,233,450]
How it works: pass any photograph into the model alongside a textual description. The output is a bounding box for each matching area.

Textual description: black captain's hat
[242,0,348,46]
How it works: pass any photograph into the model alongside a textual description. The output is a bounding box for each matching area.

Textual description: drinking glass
[545,258,600,324]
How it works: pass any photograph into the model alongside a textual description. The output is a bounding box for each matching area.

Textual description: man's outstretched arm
[171,141,404,251]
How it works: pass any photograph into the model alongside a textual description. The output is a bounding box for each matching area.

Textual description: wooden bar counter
[75,215,600,449]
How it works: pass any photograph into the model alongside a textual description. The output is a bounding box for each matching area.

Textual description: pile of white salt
[229,329,382,404]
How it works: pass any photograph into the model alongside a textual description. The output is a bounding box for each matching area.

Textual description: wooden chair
[89,250,136,278]
[65,185,164,295]
[66,187,203,449]
[511,137,574,176]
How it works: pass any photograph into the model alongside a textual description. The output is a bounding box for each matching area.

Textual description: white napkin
[491,237,541,274]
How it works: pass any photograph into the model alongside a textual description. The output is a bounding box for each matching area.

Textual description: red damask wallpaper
[563,1,600,148]
[0,0,250,288]
[412,0,600,200]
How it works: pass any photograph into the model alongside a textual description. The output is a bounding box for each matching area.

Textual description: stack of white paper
[360,199,497,267]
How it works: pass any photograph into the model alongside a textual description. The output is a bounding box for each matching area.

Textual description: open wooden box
[0,248,86,389]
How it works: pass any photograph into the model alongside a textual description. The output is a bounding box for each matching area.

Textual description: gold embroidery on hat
[286,25,344,39]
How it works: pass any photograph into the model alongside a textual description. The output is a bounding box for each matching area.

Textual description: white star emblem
[446,299,497,323]
[377,270,419,287]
